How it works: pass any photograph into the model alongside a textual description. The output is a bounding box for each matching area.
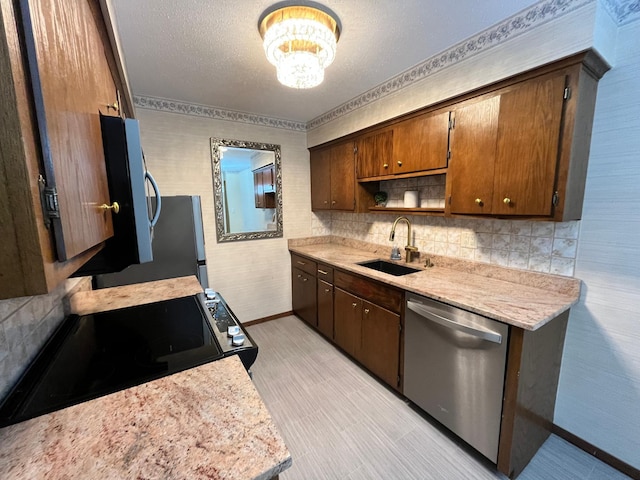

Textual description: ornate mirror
[211,138,283,242]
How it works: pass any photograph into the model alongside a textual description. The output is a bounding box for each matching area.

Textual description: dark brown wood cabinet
[334,270,403,390]
[254,163,276,209]
[291,267,317,327]
[0,0,133,299]
[310,141,355,210]
[316,263,334,339]
[355,130,394,179]
[391,109,450,175]
[449,71,567,217]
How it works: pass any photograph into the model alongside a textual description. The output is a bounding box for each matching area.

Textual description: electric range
[0,291,257,427]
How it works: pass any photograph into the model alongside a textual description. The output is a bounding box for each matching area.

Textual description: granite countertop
[0,356,291,480]
[290,236,581,331]
[68,275,205,315]
[1,277,291,480]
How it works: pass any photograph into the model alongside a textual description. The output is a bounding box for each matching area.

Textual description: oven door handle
[407,300,503,344]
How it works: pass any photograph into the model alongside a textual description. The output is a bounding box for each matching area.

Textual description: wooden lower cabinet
[317,279,334,339]
[360,300,401,388]
[334,288,362,358]
[291,267,317,327]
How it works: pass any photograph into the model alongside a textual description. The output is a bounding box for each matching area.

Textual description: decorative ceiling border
[133,95,307,132]
[134,0,636,133]
[601,0,640,24]
[307,0,594,130]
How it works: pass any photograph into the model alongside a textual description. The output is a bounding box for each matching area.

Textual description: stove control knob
[227,325,240,337]
[204,289,216,300]
[232,334,246,346]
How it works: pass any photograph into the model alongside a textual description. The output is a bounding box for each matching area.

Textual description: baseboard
[552,424,640,479]
[243,311,294,327]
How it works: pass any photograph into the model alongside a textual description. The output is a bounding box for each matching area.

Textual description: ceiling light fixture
[258,4,341,89]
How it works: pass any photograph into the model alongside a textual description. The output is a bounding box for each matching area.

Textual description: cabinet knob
[503,197,512,205]
[323,200,328,204]
[351,303,357,308]
[397,161,403,167]
[324,288,330,293]
[475,198,482,205]
[302,277,308,282]
[100,201,120,214]
[106,101,119,113]
[383,163,389,168]
[331,200,336,205]
[364,308,370,314]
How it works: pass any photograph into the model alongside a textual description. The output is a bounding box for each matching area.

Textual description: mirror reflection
[211,138,283,242]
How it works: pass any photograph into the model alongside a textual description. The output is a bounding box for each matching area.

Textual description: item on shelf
[374,191,388,207]
[404,190,419,208]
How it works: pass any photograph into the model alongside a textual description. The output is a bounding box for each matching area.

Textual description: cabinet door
[254,170,264,208]
[360,301,401,388]
[449,96,500,214]
[392,110,450,174]
[24,0,119,260]
[334,288,362,358]
[355,130,393,179]
[310,148,332,210]
[317,279,334,339]
[330,142,356,210]
[292,267,317,327]
[491,73,567,216]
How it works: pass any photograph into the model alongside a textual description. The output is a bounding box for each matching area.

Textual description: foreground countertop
[0,355,291,480]
[290,237,581,331]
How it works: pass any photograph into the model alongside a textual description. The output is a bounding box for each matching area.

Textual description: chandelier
[259,4,341,89]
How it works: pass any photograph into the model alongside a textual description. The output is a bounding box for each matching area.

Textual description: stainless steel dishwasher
[404,292,509,462]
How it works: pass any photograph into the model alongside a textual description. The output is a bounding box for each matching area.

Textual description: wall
[0,278,90,399]
[554,18,640,468]
[134,108,311,322]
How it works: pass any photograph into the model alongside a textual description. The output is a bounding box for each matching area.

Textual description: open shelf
[369,206,445,216]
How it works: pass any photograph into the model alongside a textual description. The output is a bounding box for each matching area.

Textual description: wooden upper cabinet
[449,95,501,214]
[0,0,133,298]
[392,110,450,174]
[355,130,393,179]
[310,141,357,211]
[27,0,120,260]
[491,73,566,216]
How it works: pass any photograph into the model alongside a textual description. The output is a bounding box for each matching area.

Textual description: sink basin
[357,260,421,276]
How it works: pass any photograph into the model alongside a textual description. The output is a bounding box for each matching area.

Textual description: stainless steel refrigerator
[95,195,208,289]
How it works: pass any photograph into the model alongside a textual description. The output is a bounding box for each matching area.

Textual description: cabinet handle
[351,303,358,308]
[297,274,302,279]
[475,198,483,205]
[318,269,328,275]
[364,308,370,314]
[302,277,308,282]
[503,197,511,204]
[100,202,120,214]
[397,161,403,167]
[331,200,336,205]
[324,288,330,293]
[383,163,389,168]
[297,260,306,266]
[106,101,119,113]
[323,200,328,204]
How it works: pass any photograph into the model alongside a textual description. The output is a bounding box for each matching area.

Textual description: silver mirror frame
[211,138,283,242]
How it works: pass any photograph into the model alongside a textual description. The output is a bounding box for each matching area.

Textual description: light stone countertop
[1,277,291,480]
[68,275,205,315]
[0,356,291,480]
[289,236,581,331]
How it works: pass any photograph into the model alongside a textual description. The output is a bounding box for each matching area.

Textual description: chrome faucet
[389,216,419,262]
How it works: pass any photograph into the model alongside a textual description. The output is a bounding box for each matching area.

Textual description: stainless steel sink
[358,260,421,276]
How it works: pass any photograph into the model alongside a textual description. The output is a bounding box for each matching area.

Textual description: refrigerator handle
[146,171,162,228]
[407,300,503,344]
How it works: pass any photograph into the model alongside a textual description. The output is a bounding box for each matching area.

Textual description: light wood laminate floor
[247,316,630,480]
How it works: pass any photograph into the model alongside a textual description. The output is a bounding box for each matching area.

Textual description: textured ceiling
[111,0,553,123]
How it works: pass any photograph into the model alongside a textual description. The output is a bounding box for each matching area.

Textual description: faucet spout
[389,216,418,262]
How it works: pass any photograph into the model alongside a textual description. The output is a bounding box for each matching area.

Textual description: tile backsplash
[0,278,91,400]
[312,211,580,277]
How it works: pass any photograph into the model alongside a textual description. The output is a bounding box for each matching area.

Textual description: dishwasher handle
[407,300,503,344]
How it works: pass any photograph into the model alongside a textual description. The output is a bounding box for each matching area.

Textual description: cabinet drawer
[334,270,402,313]
[316,263,334,283]
[291,253,317,275]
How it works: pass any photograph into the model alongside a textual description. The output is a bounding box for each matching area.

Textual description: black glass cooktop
[0,296,223,427]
